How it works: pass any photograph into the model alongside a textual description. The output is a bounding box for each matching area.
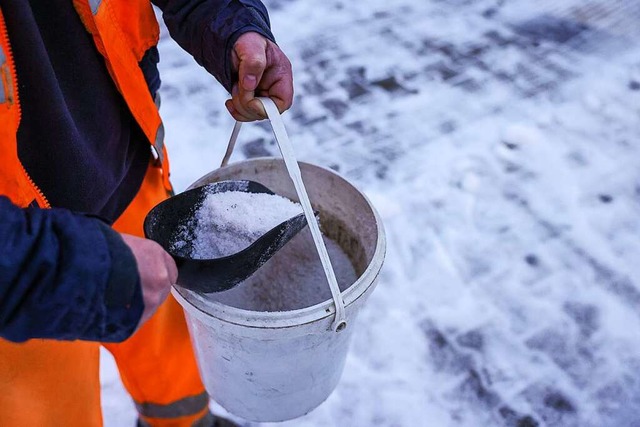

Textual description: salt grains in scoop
[188,191,303,259]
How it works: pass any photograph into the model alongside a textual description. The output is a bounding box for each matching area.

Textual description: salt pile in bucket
[208,227,358,312]
[172,191,303,259]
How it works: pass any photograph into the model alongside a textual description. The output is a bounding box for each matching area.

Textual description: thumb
[235,34,268,93]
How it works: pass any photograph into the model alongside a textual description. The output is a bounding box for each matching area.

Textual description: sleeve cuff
[204,2,276,92]
[95,222,144,342]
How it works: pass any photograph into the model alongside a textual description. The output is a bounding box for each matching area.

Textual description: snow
[102,1,640,426]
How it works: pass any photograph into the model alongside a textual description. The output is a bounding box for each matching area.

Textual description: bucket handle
[219,98,347,333]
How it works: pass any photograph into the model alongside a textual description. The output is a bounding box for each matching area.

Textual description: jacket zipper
[20,167,51,209]
[0,11,50,209]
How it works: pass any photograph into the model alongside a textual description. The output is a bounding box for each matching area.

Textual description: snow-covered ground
[102,1,640,426]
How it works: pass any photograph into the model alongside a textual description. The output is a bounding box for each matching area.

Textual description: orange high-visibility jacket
[0,0,275,210]
[0,0,170,209]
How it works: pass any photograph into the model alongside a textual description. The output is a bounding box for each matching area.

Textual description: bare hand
[120,234,178,328]
[226,32,294,121]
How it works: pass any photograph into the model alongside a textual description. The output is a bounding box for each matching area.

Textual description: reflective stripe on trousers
[136,392,209,419]
[137,404,214,427]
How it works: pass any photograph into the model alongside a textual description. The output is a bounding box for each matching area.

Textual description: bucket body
[172,158,385,422]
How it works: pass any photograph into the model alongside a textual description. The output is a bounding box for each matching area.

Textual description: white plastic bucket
[172,158,386,422]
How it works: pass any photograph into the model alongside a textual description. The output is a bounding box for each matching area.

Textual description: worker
[0,0,293,426]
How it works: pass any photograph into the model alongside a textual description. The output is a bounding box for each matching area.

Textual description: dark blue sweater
[0,0,274,343]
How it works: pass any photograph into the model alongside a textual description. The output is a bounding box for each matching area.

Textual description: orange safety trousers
[0,163,209,427]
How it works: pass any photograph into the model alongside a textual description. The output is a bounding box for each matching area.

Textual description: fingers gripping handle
[220,98,348,332]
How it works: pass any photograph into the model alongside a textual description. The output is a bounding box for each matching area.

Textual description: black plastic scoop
[143,180,311,293]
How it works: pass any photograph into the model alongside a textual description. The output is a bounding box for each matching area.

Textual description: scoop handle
[219,98,348,333]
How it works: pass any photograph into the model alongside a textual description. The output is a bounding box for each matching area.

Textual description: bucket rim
[172,158,386,330]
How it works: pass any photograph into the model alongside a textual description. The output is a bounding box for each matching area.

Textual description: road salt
[207,227,358,312]
[173,191,303,259]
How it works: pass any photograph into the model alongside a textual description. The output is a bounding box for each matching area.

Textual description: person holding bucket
[0,0,292,426]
